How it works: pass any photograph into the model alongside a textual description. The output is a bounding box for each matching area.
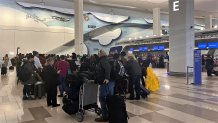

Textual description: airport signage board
[130,48,134,51]
[158,46,165,51]
[173,1,180,12]
[153,46,159,51]
[143,47,148,51]
[208,42,218,49]
[194,50,202,85]
[198,42,207,49]
[139,47,143,52]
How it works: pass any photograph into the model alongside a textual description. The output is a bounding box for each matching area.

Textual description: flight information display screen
[198,42,207,49]
[153,46,159,51]
[208,42,218,49]
[159,45,165,51]
[143,47,148,51]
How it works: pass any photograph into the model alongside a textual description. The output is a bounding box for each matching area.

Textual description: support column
[169,0,195,76]
[205,15,213,29]
[74,0,84,55]
[153,8,161,36]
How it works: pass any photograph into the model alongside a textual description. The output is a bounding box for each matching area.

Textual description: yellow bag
[145,67,160,92]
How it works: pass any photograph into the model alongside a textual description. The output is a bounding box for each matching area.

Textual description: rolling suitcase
[34,81,46,99]
[140,85,150,98]
[1,66,7,75]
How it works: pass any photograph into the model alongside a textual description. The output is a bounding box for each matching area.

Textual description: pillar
[74,0,84,55]
[169,0,195,76]
[205,15,213,29]
[153,8,161,36]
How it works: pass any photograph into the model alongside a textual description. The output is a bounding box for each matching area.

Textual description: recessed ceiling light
[214,25,218,28]
[129,38,132,40]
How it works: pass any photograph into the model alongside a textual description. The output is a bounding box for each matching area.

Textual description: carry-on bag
[107,94,128,123]
[1,66,7,75]
[9,66,14,70]
[34,81,46,99]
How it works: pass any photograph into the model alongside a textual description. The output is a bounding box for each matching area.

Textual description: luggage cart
[76,79,101,122]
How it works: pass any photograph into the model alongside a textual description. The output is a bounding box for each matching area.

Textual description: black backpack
[18,62,31,83]
[107,95,128,123]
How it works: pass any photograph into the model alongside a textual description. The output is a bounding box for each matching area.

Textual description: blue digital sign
[153,46,159,51]
[139,47,143,52]
[158,46,165,51]
[198,42,207,49]
[143,47,148,51]
[208,42,218,49]
[130,48,134,51]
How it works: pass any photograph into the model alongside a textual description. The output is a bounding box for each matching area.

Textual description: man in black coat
[205,55,214,77]
[43,57,60,107]
[95,50,114,122]
[126,53,142,100]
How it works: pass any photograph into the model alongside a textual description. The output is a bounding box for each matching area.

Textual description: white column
[205,15,213,29]
[74,0,84,55]
[153,8,161,36]
[169,0,195,76]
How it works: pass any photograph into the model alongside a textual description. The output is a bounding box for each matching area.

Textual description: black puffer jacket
[95,56,111,85]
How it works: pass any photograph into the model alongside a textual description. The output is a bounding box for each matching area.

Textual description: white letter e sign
[173,1,179,12]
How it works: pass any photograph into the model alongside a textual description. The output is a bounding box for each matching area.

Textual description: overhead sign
[173,1,180,12]
[198,42,207,49]
[208,42,218,49]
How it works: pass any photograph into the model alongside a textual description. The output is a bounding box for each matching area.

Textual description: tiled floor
[0,69,218,123]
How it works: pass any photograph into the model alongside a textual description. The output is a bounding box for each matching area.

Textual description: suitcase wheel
[95,107,101,116]
[76,111,84,122]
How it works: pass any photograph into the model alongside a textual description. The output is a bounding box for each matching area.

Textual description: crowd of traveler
[8,50,152,122]
[1,50,218,122]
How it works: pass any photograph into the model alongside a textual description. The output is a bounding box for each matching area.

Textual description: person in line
[126,53,142,100]
[57,55,70,97]
[43,57,60,107]
[3,54,9,67]
[33,51,43,71]
[95,50,114,122]
[23,54,37,100]
[205,55,214,77]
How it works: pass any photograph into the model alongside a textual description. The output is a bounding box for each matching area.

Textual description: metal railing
[186,66,193,85]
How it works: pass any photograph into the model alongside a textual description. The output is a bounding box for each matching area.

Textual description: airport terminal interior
[0,0,218,123]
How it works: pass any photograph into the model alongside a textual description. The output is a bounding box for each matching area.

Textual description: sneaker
[58,94,63,97]
[95,117,109,122]
[52,104,60,107]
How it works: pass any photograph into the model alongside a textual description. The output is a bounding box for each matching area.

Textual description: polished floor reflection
[0,69,218,123]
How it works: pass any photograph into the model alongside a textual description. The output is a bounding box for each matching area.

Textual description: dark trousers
[129,75,141,98]
[23,84,31,96]
[207,69,212,76]
[141,76,145,87]
[47,85,58,106]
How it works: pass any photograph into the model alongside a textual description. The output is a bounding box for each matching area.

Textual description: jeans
[99,81,115,119]
[23,84,31,96]
[59,76,66,95]
[129,75,141,98]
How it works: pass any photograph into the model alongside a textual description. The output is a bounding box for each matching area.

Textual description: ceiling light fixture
[96,2,136,9]
[214,25,218,29]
